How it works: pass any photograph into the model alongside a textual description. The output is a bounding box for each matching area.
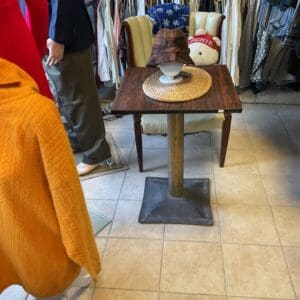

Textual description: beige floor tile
[287,129,300,151]
[283,119,300,133]
[242,103,276,116]
[161,241,225,294]
[184,147,213,175]
[255,88,299,105]
[255,151,300,176]
[272,207,300,246]
[81,173,125,200]
[86,200,117,238]
[97,238,162,291]
[219,204,280,245]
[284,247,300,299]
[142,134,168,148]
[110,201,164,239]
[247,128,296,154]
[212,129,252,151]
[120,171,166,201]
[119,172,149,200]
[184,132,212,149]
[108,129,135,148]
[214,149,259,175]
[95,238,106,260]
[223,244,294,298]
[164,205,220,242]
[262,175,300,206]
[230,115,247,130]
[215,174,268,205]
[227,298,286,300]
[160,293,226,300]
[105,115,133,130]
[244,111,282,131]
[66,287,95,300]
[275,104,300,116]
[93,288,158,300]
[129,148,169,173]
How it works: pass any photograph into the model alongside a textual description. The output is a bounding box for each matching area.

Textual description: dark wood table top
[112,65,242,114]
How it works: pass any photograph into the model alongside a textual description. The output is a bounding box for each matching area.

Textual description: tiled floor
[1,104,300,300]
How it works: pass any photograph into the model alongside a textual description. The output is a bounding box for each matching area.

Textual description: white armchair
[189,11,224,38]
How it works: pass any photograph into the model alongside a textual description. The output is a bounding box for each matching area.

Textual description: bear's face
[188,34,221,66]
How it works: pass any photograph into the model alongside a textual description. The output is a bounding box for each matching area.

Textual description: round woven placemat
[142,66,212,102]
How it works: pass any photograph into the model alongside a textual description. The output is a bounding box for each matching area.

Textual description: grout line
[274,106,300,156]
[269,204,298,299]
[158,224,166,300]
[93,286,160,294]
[97,235,297,248]
[91,285,96,300]
[105,171,128,239]
[209,130,228,297]
[158,290,227,298]
[250,110,298,300]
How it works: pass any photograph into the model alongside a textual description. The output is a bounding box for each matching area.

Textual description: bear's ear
[195,28,206,35]
[213,37,221,47]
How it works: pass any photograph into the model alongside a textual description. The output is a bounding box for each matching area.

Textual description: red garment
[25,0,49,58]
[0,0,52,99]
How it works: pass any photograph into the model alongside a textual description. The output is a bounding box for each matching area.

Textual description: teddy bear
[188,29,221,66]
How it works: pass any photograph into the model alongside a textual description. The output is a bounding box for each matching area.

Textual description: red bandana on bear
[189,34,220,51]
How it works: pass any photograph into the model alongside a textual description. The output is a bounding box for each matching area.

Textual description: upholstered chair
[122,15,231,172]
[189,11,224,38]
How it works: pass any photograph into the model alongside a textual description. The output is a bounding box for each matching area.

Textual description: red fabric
[25,0,49,58]
[189,34,220,52]
[0,0,52,99]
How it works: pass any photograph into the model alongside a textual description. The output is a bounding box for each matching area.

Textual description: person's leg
[44,48,111,171]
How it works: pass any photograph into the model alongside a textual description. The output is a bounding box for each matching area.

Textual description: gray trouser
[44,48,111,164]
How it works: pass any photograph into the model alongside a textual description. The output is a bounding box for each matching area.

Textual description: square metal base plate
[139,177,213,225]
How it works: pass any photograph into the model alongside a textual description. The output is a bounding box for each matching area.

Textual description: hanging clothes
[250,0,296,91]
[113,0,121,48]
[268,5,296,38]
[199,0,215,11]
[239,0,261,88]
[190,0,201,11]
[137,0,146,15]
[220,0,242,86]
[282,0,300,86]
[97,0,120,86]
[249,0,276,91]
[214,0,223,13]
[262,37,294,83]
[125,0,137,18]
[282,0,300,48]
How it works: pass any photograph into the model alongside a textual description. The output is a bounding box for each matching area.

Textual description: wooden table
[112,65,242,225]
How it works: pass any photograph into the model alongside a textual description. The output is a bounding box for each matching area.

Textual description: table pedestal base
[139,177,213,225]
